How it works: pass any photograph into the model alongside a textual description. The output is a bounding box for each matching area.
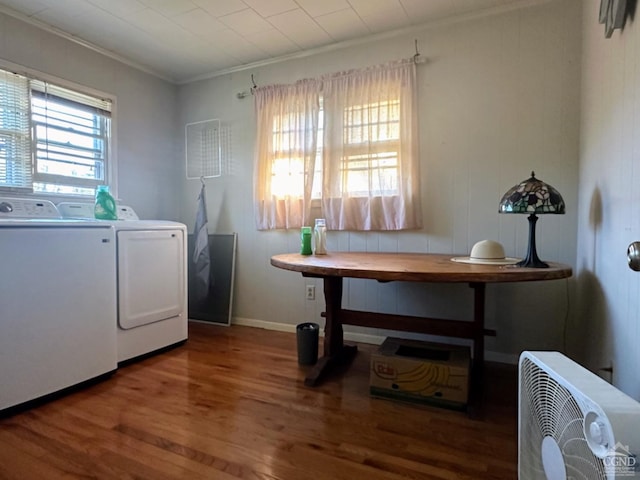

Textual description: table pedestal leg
[304,277,357,386]
[468,282,485,418]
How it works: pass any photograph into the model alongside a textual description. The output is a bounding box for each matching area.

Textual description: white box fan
[519,351,640,479]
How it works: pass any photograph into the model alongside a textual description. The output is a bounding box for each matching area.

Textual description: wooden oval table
[271,252,572,415]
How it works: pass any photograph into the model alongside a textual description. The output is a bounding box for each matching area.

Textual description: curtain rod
[236,40,426,100]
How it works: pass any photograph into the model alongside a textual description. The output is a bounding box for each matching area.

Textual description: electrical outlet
[306,285,315,300]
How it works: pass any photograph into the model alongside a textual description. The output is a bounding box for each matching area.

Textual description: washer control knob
[0,202,13,213]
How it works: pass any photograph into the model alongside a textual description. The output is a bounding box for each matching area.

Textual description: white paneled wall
[178,0,581,362]
[577,1,640,399]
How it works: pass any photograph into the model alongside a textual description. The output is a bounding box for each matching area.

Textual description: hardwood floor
[0,322,518,479]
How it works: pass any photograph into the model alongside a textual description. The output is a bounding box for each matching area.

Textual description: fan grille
[520,357,608,479]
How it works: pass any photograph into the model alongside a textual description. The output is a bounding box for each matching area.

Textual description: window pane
[38,158,102,179]
[271,157,304,197]
[33,182,95,196]
[343,151,398,197]
[341,99,401,197]
[271,108,316,198]
[32,91,109,192]
[311,108,323,199]
[344,100,400,145]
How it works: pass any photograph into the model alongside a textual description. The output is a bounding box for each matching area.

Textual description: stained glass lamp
[498,171,565,268]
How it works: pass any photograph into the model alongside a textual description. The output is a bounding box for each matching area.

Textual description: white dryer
[57,202,188,363]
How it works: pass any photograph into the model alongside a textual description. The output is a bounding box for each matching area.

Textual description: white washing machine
[0,197,117,412]
[57,202,188,363]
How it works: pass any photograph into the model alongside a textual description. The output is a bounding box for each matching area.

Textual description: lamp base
[517,213,549,269]
[516,257,549,269]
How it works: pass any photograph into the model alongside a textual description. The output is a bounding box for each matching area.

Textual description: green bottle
[300,226,312,255]
[94,185,117,220]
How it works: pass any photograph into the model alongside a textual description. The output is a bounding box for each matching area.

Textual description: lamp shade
[498,171,565,214]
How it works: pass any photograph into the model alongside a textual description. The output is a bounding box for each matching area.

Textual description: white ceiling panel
[138,0,197,18]
[315,9,369,42]
[34,0,101,24]
[400,0,458,22]
[294,0,350,19]
[86,0,147,18]
[173,8,226,37]
[192,0,247,17]
[0,0,537,83]
[347,0,405,18]
[244,28,299,57]
[268,8,332,49]
[127,8,181,35]
[206,28,268,63]
[361,7,411,34]
[219,7,273,35]
[242,0,297,18]
[0,0,46,16]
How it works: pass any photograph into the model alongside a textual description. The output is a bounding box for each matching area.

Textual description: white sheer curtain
[254,60,421,231]
[253,80,320,230]
[321,60,422,230]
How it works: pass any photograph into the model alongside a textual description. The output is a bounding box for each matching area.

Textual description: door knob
[627,242,640,271]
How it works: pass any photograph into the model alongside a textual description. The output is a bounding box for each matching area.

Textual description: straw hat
[451,240,520,265]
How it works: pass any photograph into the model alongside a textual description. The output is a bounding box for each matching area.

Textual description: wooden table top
[271,252,572,283]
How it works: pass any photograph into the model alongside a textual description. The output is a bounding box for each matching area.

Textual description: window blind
[31,80,112,114]
[0,69,32,191]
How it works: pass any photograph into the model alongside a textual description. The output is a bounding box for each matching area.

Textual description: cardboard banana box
[370,337,470,410]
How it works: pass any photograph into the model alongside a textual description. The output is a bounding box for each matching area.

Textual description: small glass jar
[313,218,327,255]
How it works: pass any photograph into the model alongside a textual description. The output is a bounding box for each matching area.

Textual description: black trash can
[296,322,319,365]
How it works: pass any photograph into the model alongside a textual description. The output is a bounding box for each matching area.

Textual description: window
[340,99,400,197]
[0,65,112,197]
[254,60,422,231]
[272,99,400,200]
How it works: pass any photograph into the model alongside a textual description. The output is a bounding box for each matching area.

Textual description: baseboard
[485,351,519,365]
[231,317,519,365]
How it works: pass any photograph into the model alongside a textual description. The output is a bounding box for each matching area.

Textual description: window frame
[0,58,117,200]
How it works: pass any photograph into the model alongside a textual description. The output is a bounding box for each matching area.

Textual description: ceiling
[0,0,532,83]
